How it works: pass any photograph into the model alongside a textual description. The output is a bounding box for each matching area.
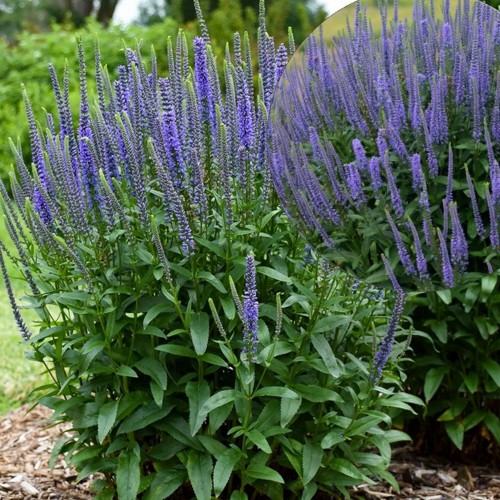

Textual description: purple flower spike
[344,162,366,208]
[242,254,259,363]
[487,189,500,250]
[368,156,383,192]
[449,202,468,276]
[352,138,368,171]
[381,254,403,293]
[372,289,406,383]
[438,228,454,288]
[406,218,429,281]
[386,211,416,277]
[442,22,453,47]
[465,166,485,239]
[194,37,214,128]
[410,153,422,191]
[383,152,404,218]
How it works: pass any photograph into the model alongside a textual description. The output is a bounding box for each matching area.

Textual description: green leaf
[246,429,271,453]
[481,274,498,300]
[347,415,386,437]
[143,301,170,327]
[280,396,302,428]
[483,359,500,387]
[200,390,243,417]
[186,381,211,436]
[436,289,452,305]
[144,469,185,500]
[98,400,119,444]
[444,420,464,449]
[246,463,284,483]
[118,401,173,434]
[427,320,448,344]
[424,367,448,401]
[135,357,168,390]
[253,387,299,399]
[195,236,226,258]
[49,436,74,471]
[321,430,345,449]
[438,399,468,422]
[218,343,239,365]
[190,312,209,356]
[257,266,291,283]
[301,482,318,500]
[198,271,227,293]
[198,435,227,457]
[311,334,341,378]
[312,314,353,334]
[302,441,322,485]
[230,492,248,500]
[116,365,138,378]
[463,411,486,432]
[213,448,241,496]
[186,451,212,500]
[209,401,234,434]
[329,458,364,480]
[156,344,196,357]
[463,372,479,393]
[484,412,500,443]
[150,380,164,407]
[116,443,141,500]
[464,285,480,313]
[294,384,342,403]
[201,353,228,367]
[220,294,236,320]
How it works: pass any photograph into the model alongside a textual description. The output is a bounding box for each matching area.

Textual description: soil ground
[0,405,499,499]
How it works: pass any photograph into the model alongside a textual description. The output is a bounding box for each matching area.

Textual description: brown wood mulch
[0,404,499,499]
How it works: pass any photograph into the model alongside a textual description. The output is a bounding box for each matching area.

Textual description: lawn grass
[321,0,456,40]
[0,224,48,415]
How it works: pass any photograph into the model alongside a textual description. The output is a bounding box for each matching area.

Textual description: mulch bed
[0,404,499,499]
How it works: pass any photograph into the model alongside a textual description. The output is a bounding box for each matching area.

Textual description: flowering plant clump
[0,1,421,498]
[269,0,500,291]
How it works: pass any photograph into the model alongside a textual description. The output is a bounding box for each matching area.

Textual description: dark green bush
[405,277,500,454]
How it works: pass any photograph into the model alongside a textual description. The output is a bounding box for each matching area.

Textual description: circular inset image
[269,0,500,291]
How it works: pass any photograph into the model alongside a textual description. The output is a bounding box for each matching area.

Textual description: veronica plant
[269,0,500,291]
[0,1,421,498]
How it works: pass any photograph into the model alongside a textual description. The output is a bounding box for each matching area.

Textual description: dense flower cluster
[4,3,290,256]
[0,1,292,350]
[269,0,500,291]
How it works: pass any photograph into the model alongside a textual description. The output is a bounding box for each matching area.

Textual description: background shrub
[404,277,500,459]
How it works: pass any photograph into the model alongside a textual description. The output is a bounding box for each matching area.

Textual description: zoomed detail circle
[268,0,500,292]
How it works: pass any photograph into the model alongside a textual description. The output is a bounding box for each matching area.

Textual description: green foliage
[3,149,419,496]
[18,213,418,497]
[406,274,500,450]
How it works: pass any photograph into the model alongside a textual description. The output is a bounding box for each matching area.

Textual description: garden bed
[0,405,96,499]
[0,405,499,499]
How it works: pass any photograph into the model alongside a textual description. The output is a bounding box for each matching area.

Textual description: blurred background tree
[0,0,120,39]
[138,0,327,46]
[1,0,326,45]
[44,0,120,27]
